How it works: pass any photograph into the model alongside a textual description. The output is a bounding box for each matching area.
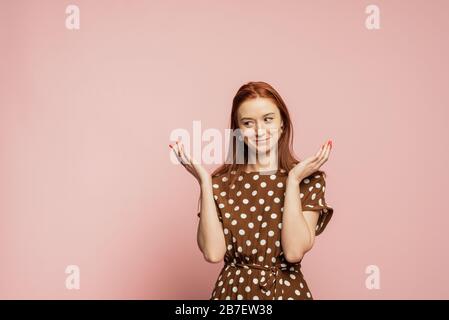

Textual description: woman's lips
[255,137,270,144]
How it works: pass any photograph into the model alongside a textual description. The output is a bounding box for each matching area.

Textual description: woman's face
[237,97,283,154]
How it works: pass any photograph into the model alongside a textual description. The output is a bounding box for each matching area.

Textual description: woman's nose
[255,126,267,137]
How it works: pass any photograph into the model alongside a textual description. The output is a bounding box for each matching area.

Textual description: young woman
[170,81,334,300]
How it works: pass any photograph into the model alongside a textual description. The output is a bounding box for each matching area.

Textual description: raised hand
[169,138,212,185]
[288,139,332,182]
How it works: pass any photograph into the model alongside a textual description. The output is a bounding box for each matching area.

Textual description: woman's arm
[196,179,226,263]
[169,139,226,263]
[281,174,320,263]
[282,139,332,263]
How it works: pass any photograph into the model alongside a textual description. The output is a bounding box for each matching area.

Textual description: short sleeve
[300,172,334,236]
[196,176,223,223]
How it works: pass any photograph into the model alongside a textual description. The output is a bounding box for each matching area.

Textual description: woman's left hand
[288,139,332,183]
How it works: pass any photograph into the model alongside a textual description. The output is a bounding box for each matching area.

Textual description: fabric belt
[225,261,300,292]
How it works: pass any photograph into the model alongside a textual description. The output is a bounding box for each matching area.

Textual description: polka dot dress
[197,168,334,300]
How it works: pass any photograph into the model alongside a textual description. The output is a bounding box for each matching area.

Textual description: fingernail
[169,144,173,148]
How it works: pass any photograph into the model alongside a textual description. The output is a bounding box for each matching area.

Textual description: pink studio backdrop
[1,0,448,299]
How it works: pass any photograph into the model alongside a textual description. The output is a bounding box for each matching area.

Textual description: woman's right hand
[169,139,211,185]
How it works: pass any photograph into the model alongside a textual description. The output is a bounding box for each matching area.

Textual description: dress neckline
[242,168,286,175]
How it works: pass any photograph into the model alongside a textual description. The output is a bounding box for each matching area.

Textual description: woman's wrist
[287,172,303,185]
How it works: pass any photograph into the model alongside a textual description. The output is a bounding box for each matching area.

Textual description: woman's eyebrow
[240,113,275,121]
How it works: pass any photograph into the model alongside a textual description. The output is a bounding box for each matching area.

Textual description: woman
[170,81,334,300]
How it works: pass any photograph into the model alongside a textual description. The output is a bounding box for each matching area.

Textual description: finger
[176,143,200,178]
[312,143,326,163]
[317,142,331,167]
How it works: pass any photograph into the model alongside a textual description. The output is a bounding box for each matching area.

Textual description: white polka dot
[268,230,275,237]
[222,176,228,182]
[252,248,257,254]
[267,248,272,254]
[253,175,259,180]
[243,198,249,204]
[315,182,321,188]
[300,282,304,288]
[234,206,240,211]
[270,175,276,180]
[245,286,251,292]
[261,222,267,228]
[237,246,242,252]
[228,199,234,204]
[268,190,274,196]
[244,183,251,189]
[241,213,247,219]
[307,292,311,298]
[231,220,237,225]
[304,178,310,184]
[248,222,254,229]
[220,191,226,196]
[271,257,276,263]
[271,213,277,219]
[237,191,242,196]
[252,190,258,196]
[218,281,223,286]
[239,277,245,283]
[275,241,280,247]
[255,232,260,239]
[311,193,316,200]
[250,206,256,212]
[290,274,296,280]
[300,193,304,198]
[224,228,229,234]
[265,290,271,296]
[277,182,283,188]
[278,222,282,229]
[274,197,280,203]
[284,280,291,286]
[260,182,267,188]
[259,199,265,205]
[232,286,238,293]
[213,184,219,189]
[258,256,264,262]
[253,296,259,300]
[260,239,266,245]
[239,229,245,235]
[295,289,301,296]
[264,206,271,212]
[257,215,263,221]
[227,244,232,250]
[224,213,231,219]
[246,240,251,246]
[238,176,243,181]
[219,203,225,208]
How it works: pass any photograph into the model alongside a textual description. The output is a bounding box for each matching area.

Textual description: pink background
[1,0,448,299]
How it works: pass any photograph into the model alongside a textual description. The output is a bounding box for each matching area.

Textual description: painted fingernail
[169,144,173,148]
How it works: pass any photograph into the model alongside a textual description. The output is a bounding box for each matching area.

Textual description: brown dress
[197,168,334,300]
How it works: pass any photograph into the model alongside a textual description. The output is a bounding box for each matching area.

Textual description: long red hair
[211,81,326,191]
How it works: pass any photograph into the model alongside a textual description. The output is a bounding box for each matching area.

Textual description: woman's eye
[243,121,252,126]
[265,117,274,122]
